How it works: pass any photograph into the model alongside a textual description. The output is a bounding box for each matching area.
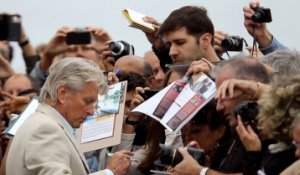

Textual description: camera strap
[251,27,259,58]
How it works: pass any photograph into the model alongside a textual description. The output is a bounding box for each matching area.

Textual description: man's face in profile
[164,27,203,64]
[61,81,99,128]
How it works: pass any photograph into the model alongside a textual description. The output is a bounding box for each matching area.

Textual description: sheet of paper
[81,114,115,143]
[5,98,39,137]
[132,74,216,133]
[98,81,124,114]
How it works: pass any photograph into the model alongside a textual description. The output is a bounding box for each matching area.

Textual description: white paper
[5,98,39,137]
[81,114,115,143]
[132,74,216,133]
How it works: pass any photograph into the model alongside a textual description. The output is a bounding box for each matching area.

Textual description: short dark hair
[159,6,215,45]
[117,71,147,92]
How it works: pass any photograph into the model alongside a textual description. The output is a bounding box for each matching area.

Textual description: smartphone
[142,89,159,100]
[66,31,91,45]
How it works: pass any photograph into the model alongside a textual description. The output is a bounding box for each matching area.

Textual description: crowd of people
[1,1,300,175]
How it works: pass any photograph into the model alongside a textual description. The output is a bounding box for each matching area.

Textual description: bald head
[114,55,145,75]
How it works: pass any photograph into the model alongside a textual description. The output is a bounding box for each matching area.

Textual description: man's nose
[87,105,95,116]
[169,45,178,57]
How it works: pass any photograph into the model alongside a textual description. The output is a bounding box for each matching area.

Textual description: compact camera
[159,144,204,167]
[109,40,134,60]
[234,101,258,127]
[0,14,21,41]
[66,31,91,45]
[221,36,243,52]
[251,7,272,23]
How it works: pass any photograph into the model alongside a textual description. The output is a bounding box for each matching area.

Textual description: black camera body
[0,14,21,41]
[109,40,134,60]
[66,31,91,45]
[234,101,258,125]
[251,7,272,23]
[221,36,243,52]
[142,89,159,100]
[159,144,204,167]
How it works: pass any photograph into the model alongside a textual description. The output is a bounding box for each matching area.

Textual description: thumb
[177,147,191,159]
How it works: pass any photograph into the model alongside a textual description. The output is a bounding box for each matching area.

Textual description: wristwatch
[125,117,139,127]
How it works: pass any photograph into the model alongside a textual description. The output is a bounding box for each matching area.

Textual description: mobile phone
[142,89,159,100]
[66,31,91,45]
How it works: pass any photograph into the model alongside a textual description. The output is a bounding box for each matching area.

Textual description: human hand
[107,72,119,85]
[130,87,147,111]
[0,92,31,115]
[186,59,214,77]
[236,115,261,151]
[0,53,14,79]
[243,1,272,48]
[41,27,71,70]
[106,150,133,175]
[142,16,164,49]
[171,147,201,175]
[215,79,259,101]
[214,30,228,57]
[87,27,112,51]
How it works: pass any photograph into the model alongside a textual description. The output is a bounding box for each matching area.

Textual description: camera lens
[221,36,243,51]
[109,42,124,55]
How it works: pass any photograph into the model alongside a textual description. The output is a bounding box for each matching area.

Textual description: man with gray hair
[6,57,132,175]
[259,49,300,75]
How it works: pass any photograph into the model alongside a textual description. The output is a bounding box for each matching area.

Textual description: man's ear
[57,85,68,104]
[217,125,226,139]
[199,33,213,50]
[147,75,156,89]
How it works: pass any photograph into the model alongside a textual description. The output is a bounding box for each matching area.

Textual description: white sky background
[1,0,297,73]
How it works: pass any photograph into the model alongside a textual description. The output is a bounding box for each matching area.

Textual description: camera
[234,101,258,126]
[142,89,159,100]
[109,40,134,60]
[66,31,91,45]
[159,144,204,167]
[251,7,272,23]
[0,14,21,41]
[221,36,243,52]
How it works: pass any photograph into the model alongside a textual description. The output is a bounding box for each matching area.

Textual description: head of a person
[260,49,300,76]
[114,55,155,88]
[159,6,215,64]
[163,65,189,87]
[258,75,300,149]
[39,57,107,128]
[144,51,165,90]
[186,100,226,152]
[3,74,37,97]
[117,71,147,116]
[215,57,270,127]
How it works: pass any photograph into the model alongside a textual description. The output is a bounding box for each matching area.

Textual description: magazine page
[132,74,216,132]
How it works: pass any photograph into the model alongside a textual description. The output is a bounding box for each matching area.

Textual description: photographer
[30,26,113,87]
[243,2,287,55]
[0,13,39,74]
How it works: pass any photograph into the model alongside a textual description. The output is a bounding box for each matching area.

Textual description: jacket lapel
[36,103,90,173]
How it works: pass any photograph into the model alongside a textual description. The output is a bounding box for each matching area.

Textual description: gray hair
[39,57,107,104]
[259,49,300,75]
